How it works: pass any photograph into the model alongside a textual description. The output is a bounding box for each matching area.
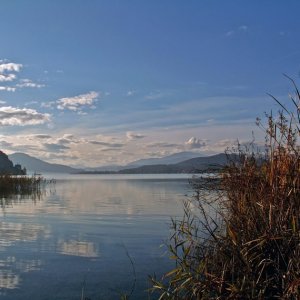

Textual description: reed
[0,174,48,204]
[151,79,300,299]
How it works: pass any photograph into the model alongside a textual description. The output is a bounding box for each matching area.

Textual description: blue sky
[0,1,299,167]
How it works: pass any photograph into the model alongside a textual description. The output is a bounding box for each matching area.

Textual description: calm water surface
[0,174,193,299]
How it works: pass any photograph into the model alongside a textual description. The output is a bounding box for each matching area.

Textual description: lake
[0,174,194,299]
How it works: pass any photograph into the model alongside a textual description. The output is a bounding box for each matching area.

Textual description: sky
[0,0,299,167]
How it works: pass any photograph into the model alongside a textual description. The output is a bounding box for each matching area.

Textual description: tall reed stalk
[151,79,300,299]
[0,174,48,207]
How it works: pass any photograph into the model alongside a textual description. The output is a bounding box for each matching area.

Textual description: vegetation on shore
[0,150,48,203]
[151,79,300,299]
[0,174,46,200]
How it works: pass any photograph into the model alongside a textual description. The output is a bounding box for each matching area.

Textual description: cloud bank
[0,106,50,126]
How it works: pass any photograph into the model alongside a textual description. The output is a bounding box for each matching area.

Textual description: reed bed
[151,80,300,299]
[0,174,50,205]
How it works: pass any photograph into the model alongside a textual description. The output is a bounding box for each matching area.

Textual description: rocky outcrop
[0,151,26,175]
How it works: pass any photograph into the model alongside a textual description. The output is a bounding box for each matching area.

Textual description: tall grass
[0,175,49,206]
[151,80,300,299]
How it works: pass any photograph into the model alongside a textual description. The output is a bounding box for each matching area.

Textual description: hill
[175,153,229,171]
[0,151,26,175]
[9,153,79,174]
[119,153,231,174]
[9,152,233,175]
[126,151,203,167]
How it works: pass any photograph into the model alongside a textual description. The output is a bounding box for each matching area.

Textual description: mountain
[119,153,231,174]
[127,151,203,167]
[9,153,79,174]
[80,152,205,172]
[175,153,229,171]
[9,152,233,175]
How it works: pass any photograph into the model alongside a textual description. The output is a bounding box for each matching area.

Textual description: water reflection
[0,195,41,215]
[50,177,188,217]
[0,174,190,299]
[57,239,98,257]
[0,270,19,290]
[0,222,51,249]
[0,221,48,293]
[0,176,53,213]
[0,257,42,291]
[15,258,42,273]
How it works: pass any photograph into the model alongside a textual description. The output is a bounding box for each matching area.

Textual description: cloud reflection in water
[0,257,42,292]
[57,239,99,258]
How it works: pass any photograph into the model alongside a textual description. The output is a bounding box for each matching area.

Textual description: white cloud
[56,134,77,144]
[0,106,50,126]
[0,73,16,82]
[17,79,45,88]
[57,91,99,112]
[0,133,81,156]
[208,139,265,154]
[211,139,236,152]
[0,62,22,85]
[185,137,207,149]
[0,86,15,92]
[126,132,145,140]
[0,62,22,73]
[41,101,55,108]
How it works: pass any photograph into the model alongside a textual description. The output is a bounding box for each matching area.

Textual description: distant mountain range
[8,152,232,174]
[119,153,229,174]
[83,151,204,172]
[126,151,204,167]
